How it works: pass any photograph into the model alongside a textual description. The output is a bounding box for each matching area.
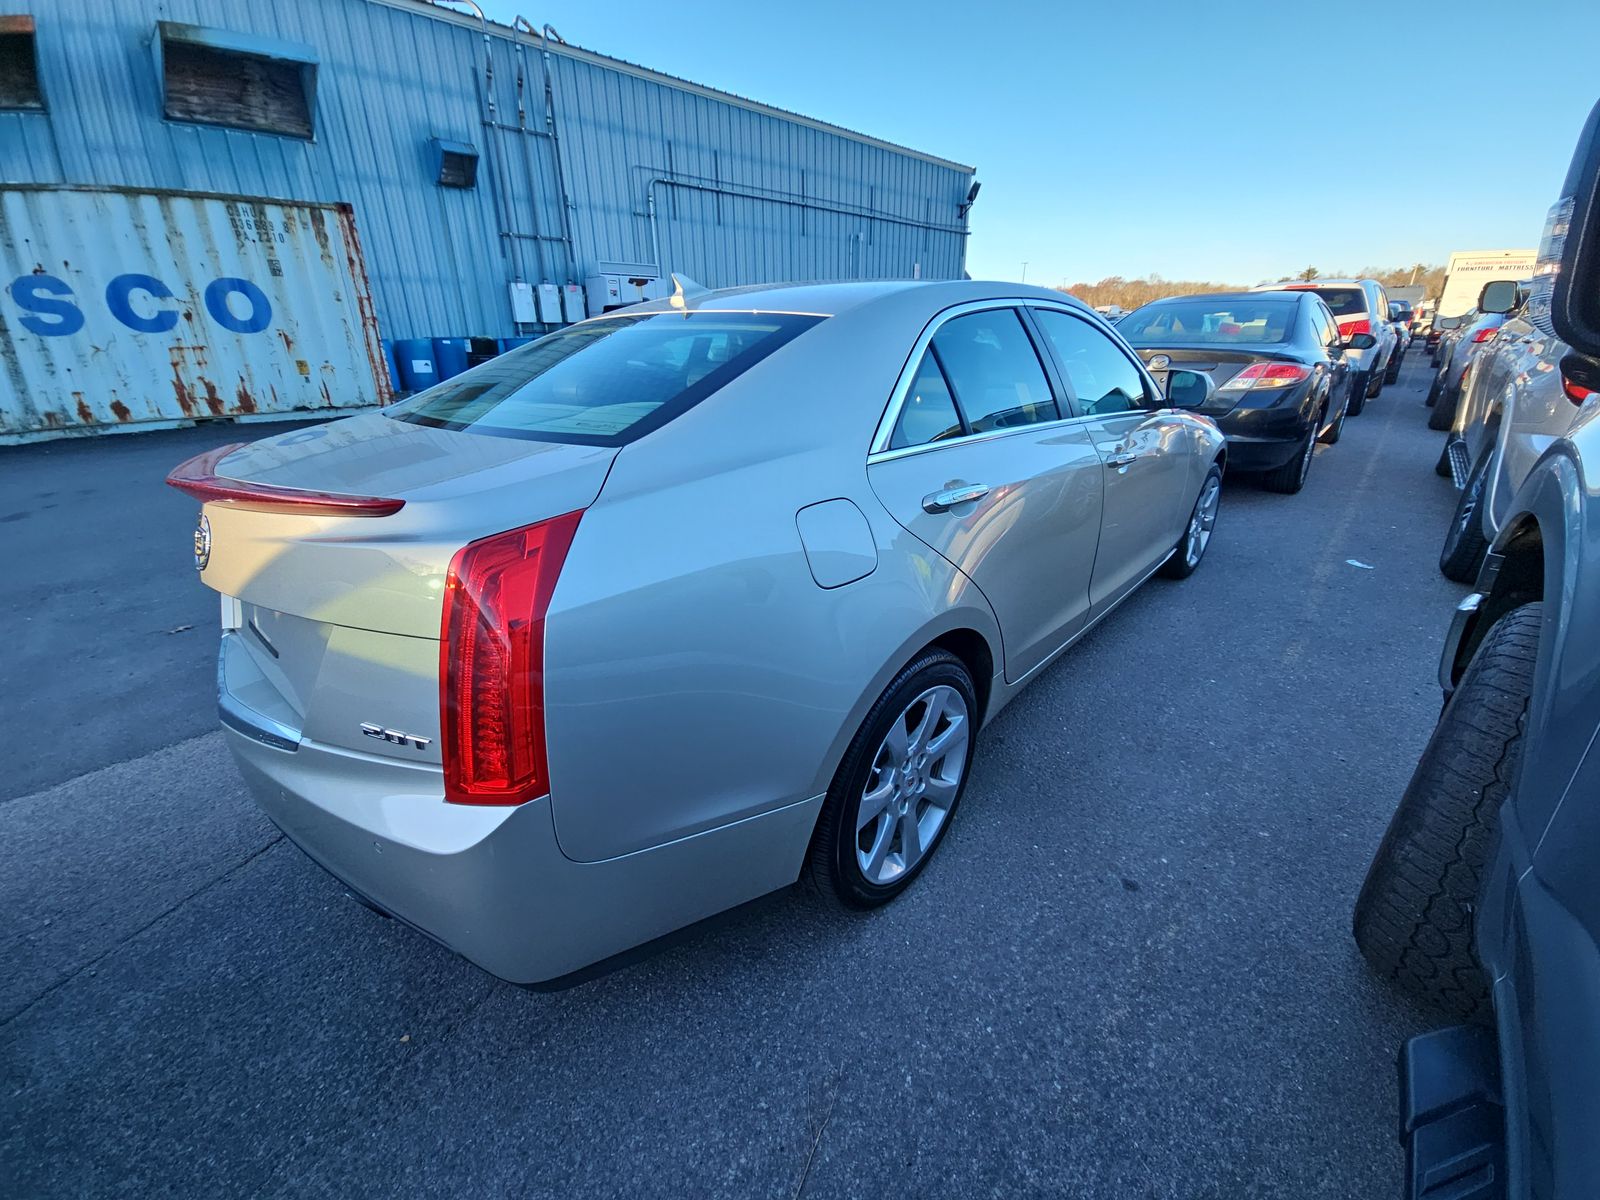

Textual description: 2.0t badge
[193,513,211,572]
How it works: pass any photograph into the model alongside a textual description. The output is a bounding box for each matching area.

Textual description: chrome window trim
[867,410,1101,465]
[869,297,1123,458]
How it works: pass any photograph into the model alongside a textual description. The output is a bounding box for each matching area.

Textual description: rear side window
[888,351,964,449]
[929,309,1057,433]
[389,312,822,446]
[1030,308,1149,416]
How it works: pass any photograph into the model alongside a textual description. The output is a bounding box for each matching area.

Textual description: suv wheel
[1352,604,1541,1023]
[1347,372,1369,416]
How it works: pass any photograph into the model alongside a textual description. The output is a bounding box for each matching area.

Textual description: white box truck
[1438,248,1537,317]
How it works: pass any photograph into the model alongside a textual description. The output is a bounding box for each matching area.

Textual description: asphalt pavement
[3,353,1463,1198]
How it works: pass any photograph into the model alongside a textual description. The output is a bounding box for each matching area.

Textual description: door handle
[922,484,990,513]
[1104,452,1140,468]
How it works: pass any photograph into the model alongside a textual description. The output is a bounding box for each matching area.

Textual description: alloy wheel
[855,685,970,885]
[1185,476,1222,566]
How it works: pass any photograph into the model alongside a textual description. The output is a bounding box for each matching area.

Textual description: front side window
[930,309,1058,434]
[1030,308,1149,416]
[159,22,318,139]
[390,311,822,446]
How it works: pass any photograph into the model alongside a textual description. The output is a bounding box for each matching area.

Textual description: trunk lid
[193,413,616,761]
[1134,345,1302,414]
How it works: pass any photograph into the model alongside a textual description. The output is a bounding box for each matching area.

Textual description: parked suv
[1435,267,1589,582]
[1353,96,1600,1200]
[1255,278,1397,411]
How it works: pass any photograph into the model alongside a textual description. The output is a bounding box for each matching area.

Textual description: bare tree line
[1061,264,1448,311]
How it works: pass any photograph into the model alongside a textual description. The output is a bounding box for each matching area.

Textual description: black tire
[1434,443,1452,478]
[1427,380,1460,431]
[1367,360,1385,398]
[1352,603,1541,1023]
[807,650,977,909]
[1319,391,1346,444]
[1384,345,1403,383]
[1261,415,1318,494]
[1439,451,1492,582]
[1160,463,1223,578]
[1425,368,1443,408]
[1346,373,1369,416]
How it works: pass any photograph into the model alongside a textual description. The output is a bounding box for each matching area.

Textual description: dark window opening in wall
[432,139,479,188]
[159,22,317,139]
[0,16,45,111]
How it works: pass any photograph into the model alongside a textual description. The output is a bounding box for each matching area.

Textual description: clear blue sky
[483,0,1600,285]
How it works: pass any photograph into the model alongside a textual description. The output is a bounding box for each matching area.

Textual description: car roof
[1140,290,1306,304]
[1257,278,1373,289]
[603,278,1096,319]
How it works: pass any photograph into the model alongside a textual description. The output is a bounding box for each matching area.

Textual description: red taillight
[1219,362,1312,393]
[1338,318,1373,337]
[1471,326,1498,344]
[166,443,405,517]
[440,511,583,806]
[1562,375,1596,406]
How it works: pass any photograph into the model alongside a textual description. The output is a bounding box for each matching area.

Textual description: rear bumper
[1213,398,1315,470]
[224,726,822,984]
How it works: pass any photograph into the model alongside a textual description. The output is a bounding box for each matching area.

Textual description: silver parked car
[1425,304,1513,432]
[169,280,1228,983]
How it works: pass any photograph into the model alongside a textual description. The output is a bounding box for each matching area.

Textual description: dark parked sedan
[1119,291,1375,493]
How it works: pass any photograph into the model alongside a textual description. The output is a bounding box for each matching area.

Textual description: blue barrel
[394,338,439,392]
[432,337,470,380]
[379,339,403,395]
[498,336,536,354]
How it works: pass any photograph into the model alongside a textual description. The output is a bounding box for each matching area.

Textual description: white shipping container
[0,186,387,440]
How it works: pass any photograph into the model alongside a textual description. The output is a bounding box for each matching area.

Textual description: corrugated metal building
[0,0,975,438]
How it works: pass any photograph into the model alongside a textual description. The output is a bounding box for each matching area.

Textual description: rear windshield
[1120,298,1297,345]
[1287,286,1366,316]
[388,311,823,446]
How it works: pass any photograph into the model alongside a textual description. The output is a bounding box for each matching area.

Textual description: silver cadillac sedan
[169,280,1227,984]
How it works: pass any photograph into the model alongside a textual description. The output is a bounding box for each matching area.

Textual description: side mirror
[1165,368,1215,409]
[1551,98,1600,358]
[1342,332,1378,351]
[1478,279,1520,314]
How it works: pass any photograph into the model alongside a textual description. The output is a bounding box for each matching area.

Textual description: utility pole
[1020,261,1028,284]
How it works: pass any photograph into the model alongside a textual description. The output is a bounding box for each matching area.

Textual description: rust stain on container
[1,187,386,437]
[170,367,197,417]
[338,204,394,406]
